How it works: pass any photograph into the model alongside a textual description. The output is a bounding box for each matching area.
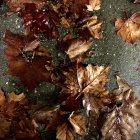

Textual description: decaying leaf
[20,3,60,38]
[115,12,140,43]
[4,30,53,92]
[80,16,103,39]
[86,0,101,11]
[5,0,45,15]
[68,112,86,135]
[101,76,140,140]
[56,122,75,140]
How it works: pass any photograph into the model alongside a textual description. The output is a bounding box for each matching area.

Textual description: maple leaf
[60,64,109,104]
[4,30,53,92]
[115,12,140,43]
[20,3,60,39]
[101,76,140,140]
[79,16,103,39]
[86,0,101,11]
[5,0,45,15]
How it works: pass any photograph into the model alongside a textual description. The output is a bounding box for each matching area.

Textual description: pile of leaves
[0,0,140,140]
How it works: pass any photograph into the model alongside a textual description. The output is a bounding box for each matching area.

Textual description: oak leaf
[4,30,53,92]
[115,12,140,43]
[5,0,45,15]
[101,76,140,140]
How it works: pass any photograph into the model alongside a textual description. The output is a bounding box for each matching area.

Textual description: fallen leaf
[8,92,25,102]
[65,38,93,61]
[20,3,60,38]
[56,122,75,140]
[86,0,101,11]
[14,119,40,139]
[0,114,11,138]
[5,0,45,15]
[68,112,86,135]
[101,76,140,140]
[0,89,6,106]
[115,12,140,43]
[80,16,103,39]
[4,30,53,92]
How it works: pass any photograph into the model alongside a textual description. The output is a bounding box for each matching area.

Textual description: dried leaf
[101,76,140,140]
[8,92,25,102]
[0,89,6,106]
[66,38,93,61]
[86,0,101,11]
[115,12,140,43]
[80,16,103,39]
[14,119,40,139]
[60,64,109,105]
[5,0,45,15]
[4,30,53,92]
[20,3,60,38]
[56,122,75,140]
[68,112,86,135]
[0,114,11,138]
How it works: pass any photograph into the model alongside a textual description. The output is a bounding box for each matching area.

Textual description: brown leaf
[86,0,101,11]
[56,122,75,140]
[8,92,25,102]
[0,114,11,138]
[80,16,103,39]
[68,112,86,135]
[20,3,60,38]
[5,0,45,15]
[115,12,140,43]
[4,30,53,92]
[66,38,93,61]
[101,76,140,140]
[14,119,40,139]
[0,89,6,106]
[30,106,61,130]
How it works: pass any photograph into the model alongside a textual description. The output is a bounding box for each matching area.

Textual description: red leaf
[20,3,60,39]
